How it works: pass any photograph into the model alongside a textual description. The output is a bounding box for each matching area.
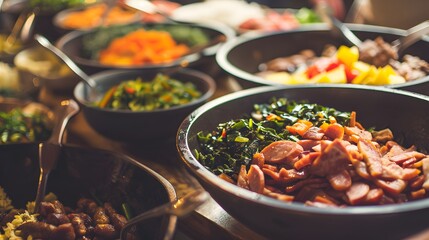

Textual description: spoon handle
[392,20,429,55]
[34,100,79,213]
[34,34,98,89]
[315,2,362,47]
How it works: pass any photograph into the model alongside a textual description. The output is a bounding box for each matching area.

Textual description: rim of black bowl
[216,23,429,90]
[56,22,236,70]
[177,84,429,216]
[73,68,216,113]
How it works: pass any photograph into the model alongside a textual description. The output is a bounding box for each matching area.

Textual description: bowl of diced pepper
[216,23,429,95]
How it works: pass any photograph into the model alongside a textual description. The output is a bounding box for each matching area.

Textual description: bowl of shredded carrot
[55,22,235,75]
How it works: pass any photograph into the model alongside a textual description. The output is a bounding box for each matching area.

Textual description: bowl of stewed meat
[0,143,177,239]
[177,84,429,239]
[216,23,429,95]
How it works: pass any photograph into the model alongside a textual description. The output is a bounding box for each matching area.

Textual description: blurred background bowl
[74,68,216,142]
[216,23,429,95]
[0,0,102,41]
[52,2,142,35]
[14,46,80,94]
[177,84,429,239]
[0,97,54,145]
[0,142,177,239]
[56,22,235,76]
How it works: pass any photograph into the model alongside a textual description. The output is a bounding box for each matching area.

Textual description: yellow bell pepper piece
[373,65,397,85]
[336,46,359,68]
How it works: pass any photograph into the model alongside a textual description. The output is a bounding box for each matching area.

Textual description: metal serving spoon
[120,190,209,240]
[34,99,79,213]
[34,34,101,102]
[122,0,173,22]
[316,3,429,56]
[3,10,36,54]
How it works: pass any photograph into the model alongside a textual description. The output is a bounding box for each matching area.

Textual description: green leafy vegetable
[98,74,202,111]
[196,98,351,176]
[0,108,51,144]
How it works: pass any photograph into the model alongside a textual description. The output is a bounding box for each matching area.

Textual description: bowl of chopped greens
[0,140,177,239]
[55,22,235,76]
[74,68,216,142]
[0,98,54,145]
[177,84,429,239]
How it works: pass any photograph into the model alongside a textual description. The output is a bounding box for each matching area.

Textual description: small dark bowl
[216,23,429,95]
[74,68,216,142]
[0,97,55,145]
[177,85,429,239]
[56,22,235,76]
[0,143,177,239]
[14,46,80,94]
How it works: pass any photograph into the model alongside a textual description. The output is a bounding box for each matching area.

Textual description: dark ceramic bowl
[14,46,80,93]
[74,68,216,142]
[56,22,235,76]
[0,143,177,239]
[177,84,429,239]
[0,0,87,41]
[216,23,429,95]
[0,97,55,145]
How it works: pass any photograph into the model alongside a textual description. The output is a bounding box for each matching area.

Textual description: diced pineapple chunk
[265,72,295,84]
[324,64,347,83]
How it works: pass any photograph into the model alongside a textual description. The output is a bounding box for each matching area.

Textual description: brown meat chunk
[104,203,127,231]
[94,207,110,224]
[94,223,118,239]
[51,223,76,240]
[69,213,88,236]
[327,170,352,191]
[358,139,383,177]
[346,182,370,205]
[358,37,398,67]
[247,165,265,194]
[311,139,351,176]
[46,213,70,226]
[237,165,250,189]
[256,140,303,165]
[77,198,99,216]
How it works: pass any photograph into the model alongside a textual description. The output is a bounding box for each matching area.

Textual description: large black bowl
[56,22,235,76]
[177,85,429,239]
[0,143,177,240]
[74,68,216,142]
[216,23,429,95]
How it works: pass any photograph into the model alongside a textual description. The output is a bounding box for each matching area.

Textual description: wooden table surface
[37,73,268,240]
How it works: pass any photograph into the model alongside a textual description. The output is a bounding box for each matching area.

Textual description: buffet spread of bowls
[177,85,429,239]
[3,1,429,239]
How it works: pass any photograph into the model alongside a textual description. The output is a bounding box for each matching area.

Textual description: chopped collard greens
[195,98,351,176]
[0,108,52,144]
